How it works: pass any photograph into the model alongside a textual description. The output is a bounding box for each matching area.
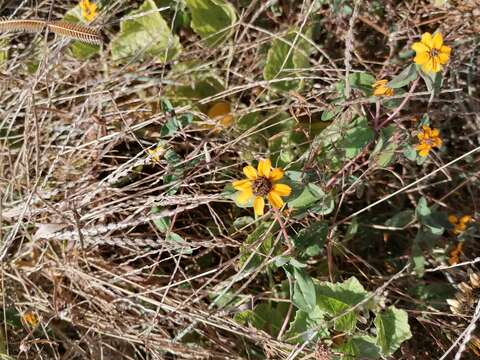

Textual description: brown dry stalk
[0,18,102,45]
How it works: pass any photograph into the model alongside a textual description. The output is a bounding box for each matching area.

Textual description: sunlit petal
[411,42,429,54]
[440,45,452,56]
[448,215,458,224]
[438,52,450,65]
[268,191,284,209]
[432,32,443,49]
[414,51,430,65]
[237,189,253,205]
[269,168,284,181]
[233,179,252,191]
[257,159,271,178]
[421,32,433,48]
[253,196,265,216]
[272,183,292,197]
[243,166,258,180]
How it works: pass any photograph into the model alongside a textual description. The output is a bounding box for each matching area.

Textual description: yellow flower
[207,101,234,130]
[232,159,292,217]
[79,0,97,22]
[415,125,442,157]
[411,32,451,73]
[448,241,463,265]
[22,311,39,327]
[449,214,473,234]
[372,79,394,97]
[147,144,165,163]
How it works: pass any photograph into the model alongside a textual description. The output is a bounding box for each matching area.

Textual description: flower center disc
[252,177,272,196]
[429,49,439,57]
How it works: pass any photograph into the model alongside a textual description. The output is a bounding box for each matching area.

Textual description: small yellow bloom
[79,0,97,22]
[415,125,442,157]
[411,32,451,73]
[449,214,473,234]
[22,311,39,327]
[232,159,292,217]
[207,101,234,130]
[372,79,394,97]
[147,144,165,163]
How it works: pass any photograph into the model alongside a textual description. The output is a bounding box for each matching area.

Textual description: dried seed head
[469,272,480,288]
[459,282,473,294]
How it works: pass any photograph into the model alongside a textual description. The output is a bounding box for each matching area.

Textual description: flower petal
[233,179,252,191]
[421,32,433,48]
[431,128,440,137]
[438,52,450,65]
[440,45,451,56]
[414,51,430,65]
[430,57,442,73]
[411,41,429,54]
[257,159,271,178]
[448,215,458,225]
[460,215,472,224]
[269,167,284,181]
[373,79,388,87]
[268,191,284,209]
[272,183,292,197]
[253,196,265,216]
[243,165,258,180]
[432,32,443,49]
[237,189,253,205]
[421,59,435,73]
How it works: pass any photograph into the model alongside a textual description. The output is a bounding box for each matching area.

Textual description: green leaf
[388,64,418,89]
[151,206,171,232]
[238,222,279,271]
[348,72,375,95]
[293,221,328,257]
[292,268,317,313]
[385,210,415,228]
[374,306,412,356]
[111,0,182,63]
[415,197,431,219]
[418,69,442,97]
[316,277,369,333]
[321,106,342,121]
[403,144,417,161]
[284,308,329,343]
[288,183,324,209]
[263,31,311,91]
[185,0,237,46]
[370,125,398,167]
[248,302,289,337]
[336,336,381,360]
[339,116,374,159]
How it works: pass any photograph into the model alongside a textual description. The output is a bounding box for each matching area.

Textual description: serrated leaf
[374,306,412,356]
[388,64,418,89]
[185,0,237,46]
[293,268,316,313]
[111,0,181,63]
[263,31,311,91]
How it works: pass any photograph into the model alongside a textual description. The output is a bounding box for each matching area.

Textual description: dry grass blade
[47,21,102,45]
[0,17,46,33]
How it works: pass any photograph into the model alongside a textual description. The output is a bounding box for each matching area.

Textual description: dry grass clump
[1,0,480,359]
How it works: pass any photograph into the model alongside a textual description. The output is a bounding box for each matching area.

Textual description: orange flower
[232,159,291,217]
[411,32,451,73]
[372,79,394,97]
[22,311,39,327]
[448,215,473,234]
[79,0,97,22]
[416,125,442,157]
[207,101,234,129]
